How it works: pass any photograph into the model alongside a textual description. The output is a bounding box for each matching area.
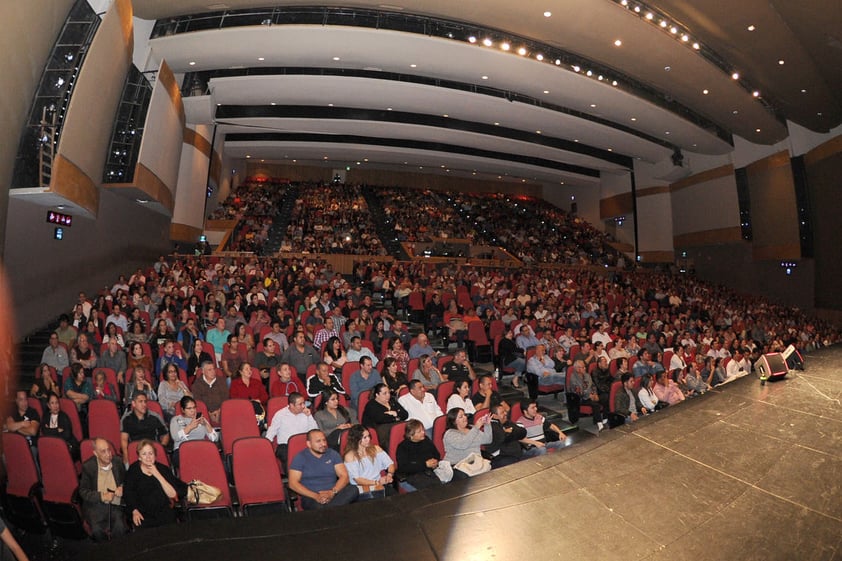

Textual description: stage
[78,347,841,561]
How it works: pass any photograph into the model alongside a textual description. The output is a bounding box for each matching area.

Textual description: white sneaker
[597,421,605,431]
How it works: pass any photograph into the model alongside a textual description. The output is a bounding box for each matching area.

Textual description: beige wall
[0,1,75,256]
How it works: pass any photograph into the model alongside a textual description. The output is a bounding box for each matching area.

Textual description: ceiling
[135,0,842,187]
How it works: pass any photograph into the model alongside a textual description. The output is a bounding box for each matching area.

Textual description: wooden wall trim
[157,60,185,128]
[804,134,842,166]
[670,164,734,191]
[638,250,674,263]
[600,192,633,218]
[746,150,790,173]
[636,185,671,197]
[674,226,743,248]
[752,243,801,261]
[50,155,100,216]
[115,0,133,51]
[170,222,202,242]
[210,150,222,186]
[183,128,212,158]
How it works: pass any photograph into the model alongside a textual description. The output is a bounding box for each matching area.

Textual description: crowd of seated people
[373,186,476,242]
[443,192,621,266]
[283,183,385,255]
[210,180,288,253]
[9,184,841,538]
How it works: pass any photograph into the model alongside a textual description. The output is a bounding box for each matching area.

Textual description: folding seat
[432,414,447,457]
[1,433,47,533]
[266,396,290,425]
[201,341,218,366]
[435,380,455,413]
[27,397,43,418]
[87,399,122,455]
[220,399,260,459]
[145,399,166,421]
[232,437,288,516]
[387,421,408,463]
[408,291,425,323]
[178,440,234,519]
[38,437,88,539]
[341,361,360,396]
[59,398,84,442]
[509,401,523,423]
[488,320,505,342]
[356,390,371,423]
[608,381,623,415]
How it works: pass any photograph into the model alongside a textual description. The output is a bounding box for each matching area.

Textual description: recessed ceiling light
[703,89,709,94]
[630,117,637,121]
[753,91,760,97]
[517,47,527,55]
[664,66,671,72]
[410,63,417,68]
[246,155,251,158]
[590,103,597,108]
[536,54,544,61]
[494,122,500,125]
[801,89,807,93]
[572,65,580,72]
[633,6,640,13]
[481,75,489,80]
[756,128,761,133]
[188,61,196,66]
[614,39,622,47]
[612,80,618,86]
[732,110,739,114]
[747,25,756,31]
[586,70,593,76]
[681,34,689,42]
[468,36,477,43]
[543,11,552,17]
[665,131,670,135]
[536,130,542,134]
[645,12,654,20]
[817,112,823,116]
[328,103,334,107]
[257,57,265,61]
[387,107,393,111]
[442,114,448,117]
[332,56,340,61]
[778,60,785,65]
[543,90,549,94]
[670,26,678,34]
[692,42,700,50]
[501,42,510,51]
[483,38,493,47]
[574,139,579,142]
[270,102,277,105]
[731,72,740,80]
[608,148,613,152]
[323,156,328,160]
[660,20,668,28]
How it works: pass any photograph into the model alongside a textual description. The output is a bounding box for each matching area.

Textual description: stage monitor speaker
[781,345,805,370]
[756,352,788,380]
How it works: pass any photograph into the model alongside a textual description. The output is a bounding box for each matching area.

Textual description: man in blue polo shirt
[287,429,357,510]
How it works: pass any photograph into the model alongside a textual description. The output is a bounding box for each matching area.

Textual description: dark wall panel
[805,150,842,310]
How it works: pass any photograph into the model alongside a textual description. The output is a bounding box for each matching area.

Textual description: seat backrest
[126,440,170,467]
[356,390,371,423]
[432,414,447,457]
[467,321,489,344]
[266,396,289,423]
[87,399,121,453]
[489,320,505,341]
[387,421,407,462]
[232,437,285,511]
[609,380,623,413]
[285,432,309,468]
[38,437,78,504]
[220,399,260,455]
[179,440,231,507]
[437,355,454,370]
[436,380,455,413]
[510,401,523,423]
[26,397,43,419]
[59,398,84,442]
[2,433,39,497]
[341,361,360,394]
[146,399,165,421]
[201,341,218,366]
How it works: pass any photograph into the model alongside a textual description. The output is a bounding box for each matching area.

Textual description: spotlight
[482,38,493,47]
[56,76,65,87]
[64,52,74,62]
[732,72,740,80]
[468,36,477,43]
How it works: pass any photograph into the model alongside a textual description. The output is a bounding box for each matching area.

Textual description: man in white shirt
[397,380,443,436]
[265,392,318,464]
[725,348,750,381]
[346,336,378,367]
[591,323,612,347]
[42,332,70,372]
[105,304,128,333]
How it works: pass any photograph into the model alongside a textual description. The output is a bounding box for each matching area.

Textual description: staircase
[260,184,300,255]
[360,185,411,260]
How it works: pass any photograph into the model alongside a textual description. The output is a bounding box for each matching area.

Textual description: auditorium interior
[0,1,841,560]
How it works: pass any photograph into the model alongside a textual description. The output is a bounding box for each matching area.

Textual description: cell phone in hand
[196,411,202,419]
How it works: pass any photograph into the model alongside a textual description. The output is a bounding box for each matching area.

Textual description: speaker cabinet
[756,352,788,380]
